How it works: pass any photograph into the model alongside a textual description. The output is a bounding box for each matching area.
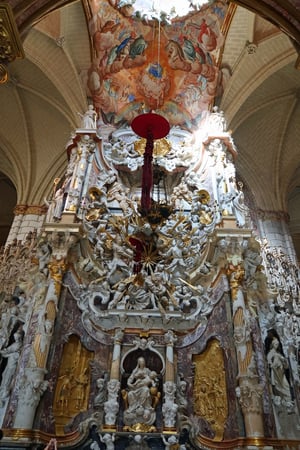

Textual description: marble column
[228,264,264,437]
[163,330,178,430]
[13,229,79,429]
[103,329,123,428]
[164,330,176,383]
[110,329,124,380]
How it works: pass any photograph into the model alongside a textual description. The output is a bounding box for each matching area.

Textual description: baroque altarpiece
[0,1,300,449]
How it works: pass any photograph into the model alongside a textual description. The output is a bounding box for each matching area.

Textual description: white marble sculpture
[0,330,23,405]
[78,105,97,129]
[267,338,293,406]
[122,357,159,427]
[162,381,178,428]
[104,379,120,426]
[100,433,115,450]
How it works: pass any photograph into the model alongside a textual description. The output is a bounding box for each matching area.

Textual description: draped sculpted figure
[122,357,160,429]
[267,338,292,404]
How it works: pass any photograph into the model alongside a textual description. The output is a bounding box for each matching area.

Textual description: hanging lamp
[131,112,170,215]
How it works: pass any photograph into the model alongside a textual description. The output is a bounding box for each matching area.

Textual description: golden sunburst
[141,242,161,271]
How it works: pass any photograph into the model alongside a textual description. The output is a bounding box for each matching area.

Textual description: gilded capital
[48,258,67,295]
[256,208,289,223]
[227,264,245,300]
[26,205,48,215]
[14,204,28,215]
[0,4,24,83]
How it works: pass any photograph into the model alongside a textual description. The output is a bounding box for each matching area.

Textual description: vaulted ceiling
[0,0,300,256]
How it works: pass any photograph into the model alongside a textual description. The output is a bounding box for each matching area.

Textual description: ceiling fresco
[87,0,229,131]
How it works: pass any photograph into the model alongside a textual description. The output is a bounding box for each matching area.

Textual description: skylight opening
[133,0,210,20]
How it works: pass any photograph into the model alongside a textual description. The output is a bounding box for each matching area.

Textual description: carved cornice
[0,3,24,83]
[196,433,300,449]
[255,208,290,223]
[3,427,300,450]
[14,204,47,215]
[13,204,27,215]
[27,205,48,215]
[1,428,82,446]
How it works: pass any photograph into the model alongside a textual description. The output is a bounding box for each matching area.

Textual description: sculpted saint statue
[0,330,23,404]
[78,105,97,129]
[122,357,160,428]
[267,337,292,404]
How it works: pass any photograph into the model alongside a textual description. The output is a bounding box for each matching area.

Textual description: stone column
[5,205,26,245]
[5,205,46,246]
[256,210,296,261]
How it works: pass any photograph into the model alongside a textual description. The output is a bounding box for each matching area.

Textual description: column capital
[13,204,47,215]
[256,208,289,223]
